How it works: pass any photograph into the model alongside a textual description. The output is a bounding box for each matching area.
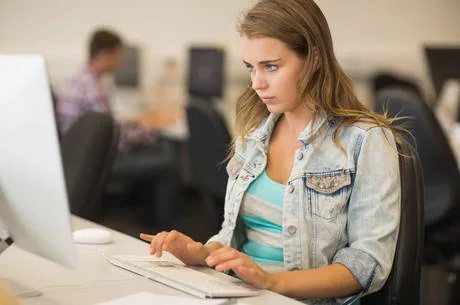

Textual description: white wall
[1,0,459,105]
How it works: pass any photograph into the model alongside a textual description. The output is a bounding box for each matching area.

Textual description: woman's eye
[266,64,277,72]
[245,64,255,72]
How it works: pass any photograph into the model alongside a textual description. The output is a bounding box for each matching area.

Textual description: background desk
[0,216,301,305]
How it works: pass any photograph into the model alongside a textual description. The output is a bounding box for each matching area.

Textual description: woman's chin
[265,104,284,114]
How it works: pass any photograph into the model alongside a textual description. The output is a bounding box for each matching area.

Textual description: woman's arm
[268,264,361,299]
[206,246,361,299]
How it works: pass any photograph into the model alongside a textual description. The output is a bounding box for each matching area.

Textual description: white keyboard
[107,255,261,298]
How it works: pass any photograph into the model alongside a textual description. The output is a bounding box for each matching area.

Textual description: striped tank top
[240,169,285,273]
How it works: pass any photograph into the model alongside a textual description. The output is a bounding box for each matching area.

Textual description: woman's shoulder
[336,117,394,137]
[332,117,398,151]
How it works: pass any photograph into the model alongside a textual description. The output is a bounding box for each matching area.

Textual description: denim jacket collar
[247,111,330,145]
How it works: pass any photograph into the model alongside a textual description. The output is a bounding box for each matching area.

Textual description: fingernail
[206,257,214,265]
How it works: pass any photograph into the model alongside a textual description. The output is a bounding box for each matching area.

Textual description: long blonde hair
[234,0,404,152]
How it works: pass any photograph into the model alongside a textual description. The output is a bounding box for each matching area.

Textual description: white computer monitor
[0,55,77,272]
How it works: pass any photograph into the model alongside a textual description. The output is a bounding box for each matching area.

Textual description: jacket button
[297,152,303,160]
[288,225,297,235]
[288,185,295,193]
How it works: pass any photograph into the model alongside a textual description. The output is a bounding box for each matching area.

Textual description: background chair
[361,140,424,305]
[374,88,460,234]
[374,88,460,304]
[372,72,423,101]
[60,111,120,221]
[186,98,231,222]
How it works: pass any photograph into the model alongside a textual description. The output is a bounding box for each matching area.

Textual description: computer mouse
[73,228,113,244]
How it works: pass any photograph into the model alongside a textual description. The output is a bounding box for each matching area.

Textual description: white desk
[0,217,301,305]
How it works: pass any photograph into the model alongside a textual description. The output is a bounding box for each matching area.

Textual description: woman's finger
[153,232,168,257]
[206,247,239,267]
[139,233,154,242]
[162,230,180,250]
[214,257,245,272]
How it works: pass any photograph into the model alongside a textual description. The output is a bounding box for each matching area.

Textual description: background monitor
[424,46,460,97]
[114,45,140,88]
[187,47,225,99]
[0,55,77,269]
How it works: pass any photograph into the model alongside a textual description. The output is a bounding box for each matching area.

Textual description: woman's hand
[205,246,275,289]
[140,231,211,266]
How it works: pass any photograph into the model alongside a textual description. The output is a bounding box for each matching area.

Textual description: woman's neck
[281,104,314,139]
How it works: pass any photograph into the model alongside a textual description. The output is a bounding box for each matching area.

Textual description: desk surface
[0,217,301,305]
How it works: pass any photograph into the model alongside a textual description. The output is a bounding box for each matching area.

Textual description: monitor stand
[0,237,42,298]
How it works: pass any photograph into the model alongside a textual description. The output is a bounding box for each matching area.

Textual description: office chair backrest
[374,88,460,228]
[372,72,423,100]
[362,141,424,305]
[60,111,120,220]
[186,99,231,199]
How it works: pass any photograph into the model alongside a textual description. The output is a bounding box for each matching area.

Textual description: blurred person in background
[151,58,186,114]
[436,79,460,135]
[436,79,460,165]
[56,28,155,152]
[56,28,181,229]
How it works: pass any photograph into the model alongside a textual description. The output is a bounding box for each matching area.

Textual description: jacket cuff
[332,247,378,293]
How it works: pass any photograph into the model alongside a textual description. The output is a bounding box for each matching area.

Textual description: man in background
[56,28,154,152]
[56,28,181,229]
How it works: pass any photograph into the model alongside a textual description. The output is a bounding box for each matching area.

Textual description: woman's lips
[261,96,275,104]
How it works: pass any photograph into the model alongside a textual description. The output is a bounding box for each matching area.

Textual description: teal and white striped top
[240,169,285,273]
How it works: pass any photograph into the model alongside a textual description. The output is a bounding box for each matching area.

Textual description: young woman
[141,1,401,304]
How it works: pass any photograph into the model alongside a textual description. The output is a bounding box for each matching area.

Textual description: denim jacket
[207,113,401,305]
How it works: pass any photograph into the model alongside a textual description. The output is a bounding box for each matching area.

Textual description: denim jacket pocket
[305,170,352,221]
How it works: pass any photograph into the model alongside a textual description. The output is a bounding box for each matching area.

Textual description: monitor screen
[0,55,76,268]
[187,47,225,99]
[114,45,140,88]
[424,46,460,96]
